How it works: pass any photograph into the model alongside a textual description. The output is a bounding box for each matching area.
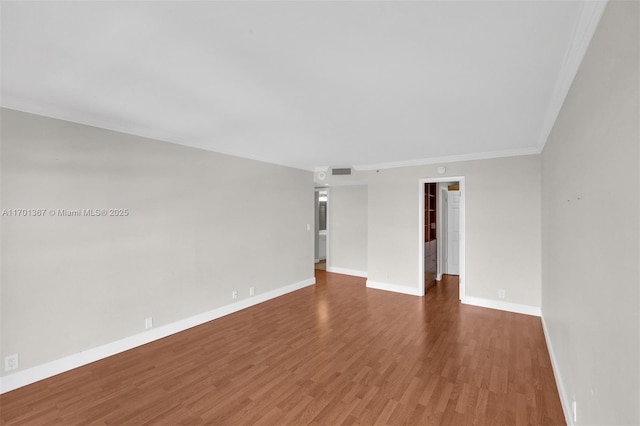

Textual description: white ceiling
[1,1,604,171]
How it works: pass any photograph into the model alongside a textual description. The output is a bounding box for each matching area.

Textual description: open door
[420,177,465,300]
[444,190,461,275]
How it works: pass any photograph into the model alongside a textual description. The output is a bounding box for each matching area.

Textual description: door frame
[418,176,465,299]
[314,187,330,265]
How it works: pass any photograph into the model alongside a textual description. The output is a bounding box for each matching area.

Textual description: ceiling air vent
[331,167,352,176]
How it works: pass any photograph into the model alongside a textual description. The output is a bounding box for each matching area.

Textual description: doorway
[314,188,329,271]
[419,177,465,299]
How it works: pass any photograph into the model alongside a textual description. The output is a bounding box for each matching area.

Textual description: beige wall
[541,1,639,424]
[0,108,314,375]
[367,154,542,307]
[328,185,368,276]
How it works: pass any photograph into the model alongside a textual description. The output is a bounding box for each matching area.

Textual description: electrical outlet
[498,289,506,299]
[232,290,238,300]
[249,286,255,296]
[145,317,153,329]
[4,353,19,372]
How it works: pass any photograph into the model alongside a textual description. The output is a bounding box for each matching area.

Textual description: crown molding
[353,147,540,171]
[536,1,608,152]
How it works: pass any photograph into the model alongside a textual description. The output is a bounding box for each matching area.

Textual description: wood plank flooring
[0,272,565,425]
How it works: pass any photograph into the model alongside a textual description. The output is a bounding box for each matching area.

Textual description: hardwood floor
[0,272,565,425]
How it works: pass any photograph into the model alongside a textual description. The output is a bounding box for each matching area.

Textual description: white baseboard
[462,296,541,317]
[0,277,316,394]
[366,280,423,296]
[541,312,573,426]
[326,266,367,278]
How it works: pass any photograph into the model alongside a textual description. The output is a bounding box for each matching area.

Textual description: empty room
[1,1,638,425]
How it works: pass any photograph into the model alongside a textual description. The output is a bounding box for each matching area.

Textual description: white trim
[536,1,607,151]
[0,277,316,394]
[419,177,465,301]
[366,279,423,296]
[541,312,573,426]
[353,148,539,171]
[462,296,540,317]
[420,181,425,295]
[326,266,367,278]
[325,188,331,267]
[459,180,466,301]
